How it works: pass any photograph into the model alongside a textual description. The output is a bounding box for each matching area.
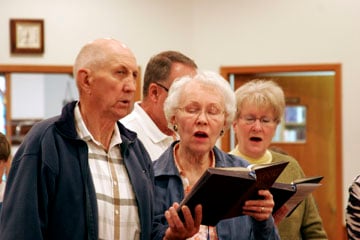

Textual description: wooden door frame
[0,64,142,141]
[220,63,343,239]
[0,65,73,140]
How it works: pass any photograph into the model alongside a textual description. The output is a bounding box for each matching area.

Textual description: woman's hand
[163,202,202,240]
[242,189,274,221]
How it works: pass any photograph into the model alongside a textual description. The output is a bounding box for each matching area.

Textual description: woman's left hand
[242,189,274,221]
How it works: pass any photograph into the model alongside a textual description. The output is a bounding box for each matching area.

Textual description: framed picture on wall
[10,19,44,54]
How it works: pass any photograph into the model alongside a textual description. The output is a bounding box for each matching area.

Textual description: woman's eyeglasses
[239,115,277,127]
[177,104,225,121]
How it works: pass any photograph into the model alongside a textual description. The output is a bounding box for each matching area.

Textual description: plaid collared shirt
[74,104,140,239]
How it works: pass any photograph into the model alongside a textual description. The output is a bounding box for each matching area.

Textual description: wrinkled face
[89,48,138,121]
[232,103,278,158]
[173,81,226,155]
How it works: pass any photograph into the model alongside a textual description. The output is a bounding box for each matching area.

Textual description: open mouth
[250,136,262,142]
[194,131,208,138]
[119,99,131,105]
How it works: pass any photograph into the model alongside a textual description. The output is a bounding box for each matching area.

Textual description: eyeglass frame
[176,104,225,120]
[238,115,278,127]
[154,82,169,92]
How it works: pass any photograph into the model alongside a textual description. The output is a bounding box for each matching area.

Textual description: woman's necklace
[173,143,215,188]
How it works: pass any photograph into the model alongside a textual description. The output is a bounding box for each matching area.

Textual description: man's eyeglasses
[239,115,277,127]
[177,104,225,121]
[155,82,169,92]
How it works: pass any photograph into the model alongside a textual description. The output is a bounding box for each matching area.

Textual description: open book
[177,161,289,226]
[271,176,323,223]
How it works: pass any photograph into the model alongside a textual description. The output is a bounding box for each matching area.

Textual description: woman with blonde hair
[230,79,327,239]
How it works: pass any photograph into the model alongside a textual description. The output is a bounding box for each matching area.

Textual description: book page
[217,166,249,172]
[248,160,288,171]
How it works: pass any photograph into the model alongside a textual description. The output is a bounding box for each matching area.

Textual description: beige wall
[1,0,359,219]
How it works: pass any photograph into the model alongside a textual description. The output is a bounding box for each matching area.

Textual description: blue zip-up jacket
[152,141,280,240]
[0,101,155,240]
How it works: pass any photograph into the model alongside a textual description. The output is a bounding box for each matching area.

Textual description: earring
[173,124,178,132]
[220,129,224,136]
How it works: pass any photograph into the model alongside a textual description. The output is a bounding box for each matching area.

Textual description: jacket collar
[55,101,138,144]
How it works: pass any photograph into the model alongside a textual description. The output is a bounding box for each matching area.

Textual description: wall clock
[10,19,44,54]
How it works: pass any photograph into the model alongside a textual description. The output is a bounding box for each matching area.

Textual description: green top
[230,147,328,240]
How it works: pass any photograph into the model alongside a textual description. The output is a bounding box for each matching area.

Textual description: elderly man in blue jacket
[0,38,155,240]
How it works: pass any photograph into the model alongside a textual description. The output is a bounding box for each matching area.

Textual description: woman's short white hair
[164,70,236,130]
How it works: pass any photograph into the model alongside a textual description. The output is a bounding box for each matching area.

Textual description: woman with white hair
[152,71,280,240]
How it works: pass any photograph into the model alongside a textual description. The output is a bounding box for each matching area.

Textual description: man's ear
[148,83,160,101]
[77,69,91,93]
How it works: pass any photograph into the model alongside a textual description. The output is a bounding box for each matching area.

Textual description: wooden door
[220,64,343,240]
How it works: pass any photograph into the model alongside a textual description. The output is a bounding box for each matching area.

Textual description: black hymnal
[177,161,290,226]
